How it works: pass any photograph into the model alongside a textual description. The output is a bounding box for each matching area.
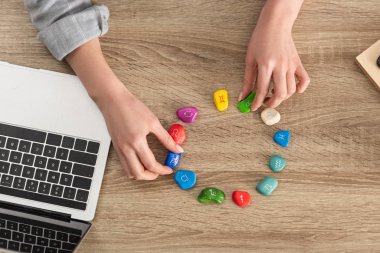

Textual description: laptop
[0,61,111,252]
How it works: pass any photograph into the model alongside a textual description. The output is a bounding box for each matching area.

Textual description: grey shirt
[24,0,109,61]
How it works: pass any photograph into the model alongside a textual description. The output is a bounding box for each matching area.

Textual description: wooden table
[1,1,380,252]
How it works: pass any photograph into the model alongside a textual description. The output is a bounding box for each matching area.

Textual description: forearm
[65,38,127,109]
[258,0,304,31]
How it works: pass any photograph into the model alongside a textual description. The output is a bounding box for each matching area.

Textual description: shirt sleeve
[24,0,109,61]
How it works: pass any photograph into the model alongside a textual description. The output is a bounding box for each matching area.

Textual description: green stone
[256,176,278,196]
[237,92,256,113]
[197,187,225,204]
[269,155,286,172]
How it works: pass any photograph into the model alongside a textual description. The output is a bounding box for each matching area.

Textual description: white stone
[261,108,281,126]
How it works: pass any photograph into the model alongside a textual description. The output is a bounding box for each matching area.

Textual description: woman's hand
[66,38,183,180]
[240,0,310,111]
[98,85,183,180]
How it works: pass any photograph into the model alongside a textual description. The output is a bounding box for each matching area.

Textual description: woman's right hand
[98,83,184,180]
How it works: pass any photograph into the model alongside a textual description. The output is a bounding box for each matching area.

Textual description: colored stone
[261,108,281,126]
[232,191,251,207]
[256,176,278,196]
[213,89,229,111]
[273,130,290,147]
[164,151,181,169]
[174,170,196,190]
[269,155,286,172]
[168,124,186,145]
[176,106,198,123]
[237,92,256,113]
[198,187,225,204]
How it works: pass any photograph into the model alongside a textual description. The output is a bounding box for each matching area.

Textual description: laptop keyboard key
[9,151,22,164]
[0,220,5,228]
[34,156,47,168]
[50,240,61,248]
[31,143,43,155]
[47,172,60,184]
[0,175,13,187]
[38,182,51,195]
[62,242,76,250]
[12,231,23,242]
[19,224,31,234]
[18,140,32,153]
[69,150,96,166]
[0,238,6,248]
[74,139,87,151]
[0,228,11,239]
[46,248,58,253]
[72,164,94,178]
[62,136,75,149]
[6,138,19,150]
[32,245,45,253]
[76,189,89,202]
[69,234,81,244]
[51,185,64,197]
[31,227,43,237]
[0,136,6,148]
[0,149,9,161]
[63,187,76,200]
[20,243,32,252]
[13,177,26,190]
[56,148,69,160]
[44,145,56,158]
[10,164,22,176]
[46,134,62,146]
[0,161,10,173]
[56,232,68,241]
[44,229,55,239]
[34,169,48,181]
[8,240,20,251]
[36,236,48,246]
[7,221,17,230]
[59,174,72,186]
[25,180,38,192]
[22,154,35,166]
[59,161,72,173]
[47,159,60,171]
[22,166,35,179]
[25,234,36,244]
[72,176,92,190]
[87,141,100,154]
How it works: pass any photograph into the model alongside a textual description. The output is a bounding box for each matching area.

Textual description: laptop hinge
[0,200,71,222]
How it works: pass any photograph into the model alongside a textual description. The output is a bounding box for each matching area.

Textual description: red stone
[168,124,186,145]
[232,191,251,207]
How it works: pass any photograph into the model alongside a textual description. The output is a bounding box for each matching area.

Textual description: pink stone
[176,106,199,123]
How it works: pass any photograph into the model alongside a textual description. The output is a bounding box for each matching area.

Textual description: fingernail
[238,92,243,102]
[168,170,173,174]
[176,145,184,153]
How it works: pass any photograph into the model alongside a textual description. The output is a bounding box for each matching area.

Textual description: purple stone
[176,106,198,123]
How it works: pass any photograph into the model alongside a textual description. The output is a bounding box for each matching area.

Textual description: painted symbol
[180,174,189,182]
[240,194,244,203]
[209,189,216,197]
[170,156,179,165]
[184,111,193,118]
[278,134,285,140]
[219,95,225,103]
[170,129,179,138]
[264,184,273,191]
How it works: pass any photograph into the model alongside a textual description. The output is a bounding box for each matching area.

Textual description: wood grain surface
[1,1,380,252]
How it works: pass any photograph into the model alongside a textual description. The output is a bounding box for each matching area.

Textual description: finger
[286,71,296,99]
[240,62,257,101]
[295,64,310,93]
[251,66,272,111]
[151,121,184,153]
[125,151,159,180]
[265,69,287,108]
[136,141,173,175]
[118,152,134,179]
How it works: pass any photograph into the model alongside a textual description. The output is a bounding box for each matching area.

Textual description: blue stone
[256,176,278,196]
[273,130,291,147]
[269,155,286,172]
[164,151,181,169]
[174,170,196,190]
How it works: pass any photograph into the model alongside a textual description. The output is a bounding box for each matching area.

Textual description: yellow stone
[213,89,229,111]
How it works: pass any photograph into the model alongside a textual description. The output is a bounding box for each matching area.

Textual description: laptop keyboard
[0,123,100,211]
[0,212,82,253]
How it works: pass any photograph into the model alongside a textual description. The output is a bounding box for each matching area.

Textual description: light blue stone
[273,130,291,147]
[269,155,286,172]
[174,170,196,190]
[164,151,181,169]
[256,176,278,196]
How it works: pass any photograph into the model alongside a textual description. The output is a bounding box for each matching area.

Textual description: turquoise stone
[269,155,286,172]
[256,176,278,196]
